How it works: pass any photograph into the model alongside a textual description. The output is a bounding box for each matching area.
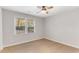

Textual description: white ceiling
[1,6,79,18]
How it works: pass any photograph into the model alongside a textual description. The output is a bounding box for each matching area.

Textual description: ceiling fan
[37,6,53,14]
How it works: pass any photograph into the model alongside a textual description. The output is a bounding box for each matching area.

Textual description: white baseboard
[3,36,79,49]
[45,36,79,49]
[3,36,43,48]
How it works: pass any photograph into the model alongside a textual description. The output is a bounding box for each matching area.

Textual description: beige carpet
[1,39,79,53]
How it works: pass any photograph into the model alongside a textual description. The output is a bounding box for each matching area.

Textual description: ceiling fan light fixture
[37,6,53,14]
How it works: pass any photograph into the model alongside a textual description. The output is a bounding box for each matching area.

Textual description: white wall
[0,8,3,50]
[2,9,44,47]
[3,7,79,48]
[45,8,79,48]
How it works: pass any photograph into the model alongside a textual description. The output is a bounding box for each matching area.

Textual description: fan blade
[47,6,53,9]
[36,10,42,14]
